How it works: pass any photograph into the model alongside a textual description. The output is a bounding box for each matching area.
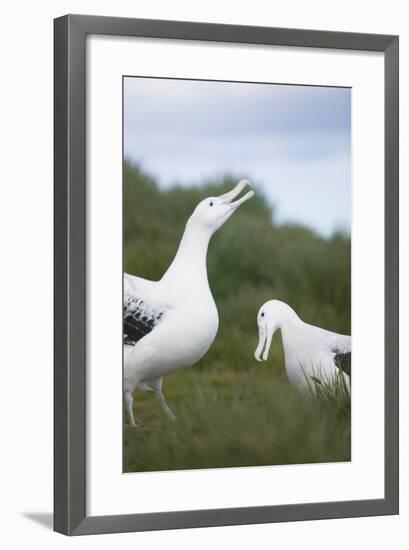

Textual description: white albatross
[124,180,254,425]
[254,300,351,390]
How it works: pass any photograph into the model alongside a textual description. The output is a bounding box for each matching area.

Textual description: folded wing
[123,273,166,346]
[329,333,352,377]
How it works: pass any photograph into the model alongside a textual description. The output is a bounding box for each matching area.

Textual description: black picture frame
[54,14,399,536]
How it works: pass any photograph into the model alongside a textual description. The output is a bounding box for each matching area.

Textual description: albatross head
[188,179,254,234]
[254,300,299,362]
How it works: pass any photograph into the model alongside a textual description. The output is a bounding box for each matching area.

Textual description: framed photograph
[54,14,399,535]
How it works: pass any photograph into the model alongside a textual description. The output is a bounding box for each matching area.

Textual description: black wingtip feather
[334,352,351,377]
[123,297,164,346]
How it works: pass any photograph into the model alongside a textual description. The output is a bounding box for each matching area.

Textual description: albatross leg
[124,391,137,427]
[157,392,177,422]
[149,377,176,422]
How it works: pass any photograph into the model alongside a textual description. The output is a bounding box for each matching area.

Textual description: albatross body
[254,300,351,390]
[124,180,254,425]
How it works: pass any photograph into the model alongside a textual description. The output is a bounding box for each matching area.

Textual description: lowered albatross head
[254,300,300,362]
[188,179,254,235]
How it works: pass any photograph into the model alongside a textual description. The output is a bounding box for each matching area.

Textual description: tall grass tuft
[303,366,351,424]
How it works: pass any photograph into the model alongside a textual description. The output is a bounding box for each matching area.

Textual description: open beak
[219,179,254,210]
[254,324,275,362]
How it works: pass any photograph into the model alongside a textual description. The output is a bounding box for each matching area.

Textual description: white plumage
[124,180,254,425]
[254,300,351,390]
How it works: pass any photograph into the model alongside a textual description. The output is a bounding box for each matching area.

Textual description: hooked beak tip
[239,178,251,189]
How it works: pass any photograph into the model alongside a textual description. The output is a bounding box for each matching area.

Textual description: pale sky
[124,77,351,237]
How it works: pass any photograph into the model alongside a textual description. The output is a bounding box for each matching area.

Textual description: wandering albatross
[254,300,351,390]
[124,179,254,425]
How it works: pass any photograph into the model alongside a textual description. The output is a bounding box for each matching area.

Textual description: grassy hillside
[123,162,351,472]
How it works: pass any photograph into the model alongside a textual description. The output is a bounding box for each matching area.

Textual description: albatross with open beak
[255,300,351,390]
[124,179,254,425]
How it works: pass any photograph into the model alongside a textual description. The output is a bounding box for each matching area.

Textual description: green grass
[123,365,351,473]
[304,365,351,421]
[123,162,351,473]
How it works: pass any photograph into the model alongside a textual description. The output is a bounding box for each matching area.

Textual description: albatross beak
[254,325,267,362]
[254,324,275,362]
[229,189,255,210]
[219,179,254,209]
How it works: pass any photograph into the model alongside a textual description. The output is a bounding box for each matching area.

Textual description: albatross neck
[160,222,212,291]
[274,306,302,332]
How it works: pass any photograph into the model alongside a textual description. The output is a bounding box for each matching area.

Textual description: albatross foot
[126,415,143,428]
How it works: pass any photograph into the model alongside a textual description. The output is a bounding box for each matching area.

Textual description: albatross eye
[261,312,265,317]
[209,201,214,207]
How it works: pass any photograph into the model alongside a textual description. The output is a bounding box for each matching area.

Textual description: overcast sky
[124,77,351,237]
